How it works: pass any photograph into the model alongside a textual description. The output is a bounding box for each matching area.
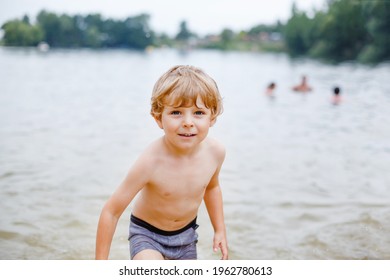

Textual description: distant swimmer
[332,86,342,105]
[292,75,312,93]
[265,82,276,98]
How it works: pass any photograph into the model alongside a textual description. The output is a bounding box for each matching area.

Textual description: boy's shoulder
[139,137,165,158]
[204,136,224,149]
[204,137,226,161]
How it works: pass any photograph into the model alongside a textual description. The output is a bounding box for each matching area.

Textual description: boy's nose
[183,122,194,128]
[183,115,194,127]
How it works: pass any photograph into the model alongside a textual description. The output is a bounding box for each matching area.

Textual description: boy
[95,65,228,260]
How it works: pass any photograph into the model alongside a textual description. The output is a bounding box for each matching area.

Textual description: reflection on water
[0,47,389,259]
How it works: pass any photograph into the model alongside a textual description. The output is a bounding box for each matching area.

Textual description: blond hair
[151,65,223,120]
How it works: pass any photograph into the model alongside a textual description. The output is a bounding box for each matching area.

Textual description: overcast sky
[0,0,326,35]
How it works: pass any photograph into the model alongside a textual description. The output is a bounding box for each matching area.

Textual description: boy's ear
[210,118,217,127]
[154,115,163,129]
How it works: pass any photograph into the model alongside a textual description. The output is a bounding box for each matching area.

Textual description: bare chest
[149,159,216,197]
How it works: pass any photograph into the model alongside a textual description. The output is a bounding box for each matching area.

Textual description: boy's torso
[132,138,220,231]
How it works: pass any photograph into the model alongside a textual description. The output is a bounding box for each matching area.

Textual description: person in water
[265,82,276,98]
[332,86,342,105]
[292,75,312,93]
[95,65,228,260]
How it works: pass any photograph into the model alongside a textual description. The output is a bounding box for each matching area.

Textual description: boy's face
[155,96,216,152]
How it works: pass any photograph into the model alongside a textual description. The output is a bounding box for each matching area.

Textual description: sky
[0,0,326,36]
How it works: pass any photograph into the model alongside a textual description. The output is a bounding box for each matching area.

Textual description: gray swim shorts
[128,215,199,260]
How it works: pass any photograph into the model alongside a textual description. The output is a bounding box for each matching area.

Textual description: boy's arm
[204,183,228,260]
[95,155,151,259]
[203,145,228,260]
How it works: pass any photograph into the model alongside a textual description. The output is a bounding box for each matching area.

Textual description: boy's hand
[213,232,228,260]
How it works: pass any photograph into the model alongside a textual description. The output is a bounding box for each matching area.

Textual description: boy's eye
[194,111,205,115]
[170,111,181,115]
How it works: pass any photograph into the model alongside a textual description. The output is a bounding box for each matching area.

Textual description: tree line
[284,0,390,63]
[1,11,155,49]
[1,0,389,64]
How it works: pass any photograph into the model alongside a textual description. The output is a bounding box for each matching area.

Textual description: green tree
[22,15,30,25]
[101,14,154,49]
[123,14,154,49]
[36,10,62,47]
[175,21,193,41]
[283,3,313,55]
[358,0,390,63]
[59,14,83,47]
[1,19,43,46]
[83,14,104,48]
[219,28,235,49]
[83,26,101,48]
[283,0,389,63]
[314,0,367,60]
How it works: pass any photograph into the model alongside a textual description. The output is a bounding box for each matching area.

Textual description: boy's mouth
[178,133,196,137]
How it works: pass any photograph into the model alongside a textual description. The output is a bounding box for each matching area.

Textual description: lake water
[0,47,389,260]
